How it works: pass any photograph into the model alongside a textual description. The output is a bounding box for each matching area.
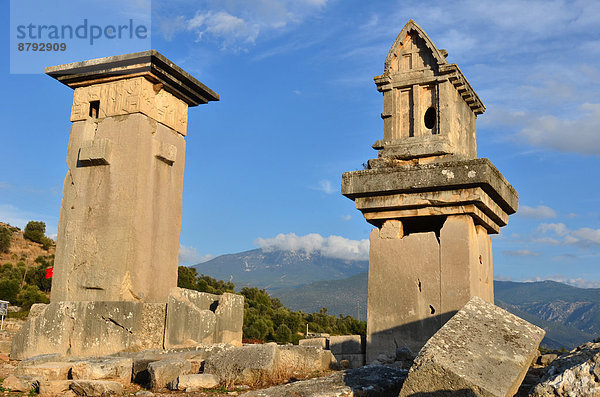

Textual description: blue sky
[1,0,599,287]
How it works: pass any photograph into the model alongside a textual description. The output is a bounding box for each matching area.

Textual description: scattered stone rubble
[300,334,366,368]
[4,343,335,396]
[530,342,600,396]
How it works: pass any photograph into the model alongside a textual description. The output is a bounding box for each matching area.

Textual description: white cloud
[314,180,335,194]
[502,249,540,257]
[341,214,352,221]
[187,11,259,50]
[518,103,600,156]
[518,205,557,219]
[158,0,329,51]
[179,244,214,265]
[254,232,369,261]
[0,182,9,189]
[537,223,600,248]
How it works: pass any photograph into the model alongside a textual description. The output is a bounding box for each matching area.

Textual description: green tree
[177,266,198,290]
[24,221,46,244]
[274,324,292,344]
[0,227,12,254]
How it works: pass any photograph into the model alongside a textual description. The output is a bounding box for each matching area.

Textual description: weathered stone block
[147,358,192,390]
[333,353,365,369]
[204,343,336,386]
[164,288,243,348]
[277,345,337,372]
[531,341,600,396]
[15,361,73,381]
[399,296,545,397]
[329,335,363,355]
[174,374,219,391]
[215,292,244,346]
[70,380,123,396]
[11,301,166,359]
[38,380,73,396]
[239,365,407,397]
[298,338,328,349]
[1,375,40,392]
[204,343,279,386]
[70,357,133,384]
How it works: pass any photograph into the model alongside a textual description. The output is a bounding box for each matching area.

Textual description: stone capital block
[399,296,545,397]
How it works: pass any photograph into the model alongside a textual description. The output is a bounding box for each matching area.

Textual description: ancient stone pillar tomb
[341,20,518,361]
[46,51,219,303]
[12,51,245,359]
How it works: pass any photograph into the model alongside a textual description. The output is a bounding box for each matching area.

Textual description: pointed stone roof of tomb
[375,20,485,116]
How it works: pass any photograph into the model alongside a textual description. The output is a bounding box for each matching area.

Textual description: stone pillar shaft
[45,51,219,303]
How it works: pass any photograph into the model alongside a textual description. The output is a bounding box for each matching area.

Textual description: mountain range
[193,248,368,290]
[193,248,599,349]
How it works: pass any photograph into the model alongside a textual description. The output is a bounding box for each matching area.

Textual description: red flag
[45,267,53,279]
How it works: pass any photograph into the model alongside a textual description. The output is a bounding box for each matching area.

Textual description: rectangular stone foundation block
[299,338,328,349]
[399,296,545,397]
[11,301,166,360]
[329,335,363,355]
[164,288,243,348]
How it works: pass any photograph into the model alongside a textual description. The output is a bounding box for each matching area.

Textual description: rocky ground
[1,318,599,396]
[0,344,595,396]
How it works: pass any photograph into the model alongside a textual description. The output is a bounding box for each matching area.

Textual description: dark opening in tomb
[424,106,436,130]
[89,100,100,118]
[429,305,436,314]
[402,216,446,240]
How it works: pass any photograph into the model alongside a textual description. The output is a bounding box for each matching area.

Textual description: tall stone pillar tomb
[46,51,219,303]
[10,52,234,360]
[341,20,518,361]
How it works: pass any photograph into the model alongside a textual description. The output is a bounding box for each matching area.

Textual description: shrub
[23,221,46,244]
[0,227,12,254]
[16,285,49,310]
[0,278,20,303]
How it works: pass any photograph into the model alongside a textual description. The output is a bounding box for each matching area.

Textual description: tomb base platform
[11,288,244,360]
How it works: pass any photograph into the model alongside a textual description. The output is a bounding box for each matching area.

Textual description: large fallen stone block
[70,380,123,396]
[38,380,73,396]
[240,365,407,397]
[70,357,133,384]
[400,296,545,397]
[329,335,363,355]
[1,375,40,392]
[164,288,243,348]
[278,345,337,372]
[204,343,336,387]
[298,337,328,349]
[172,374,219,391]
[147,358,192,390]
[11,302,166,359]
[15,361,73,381]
